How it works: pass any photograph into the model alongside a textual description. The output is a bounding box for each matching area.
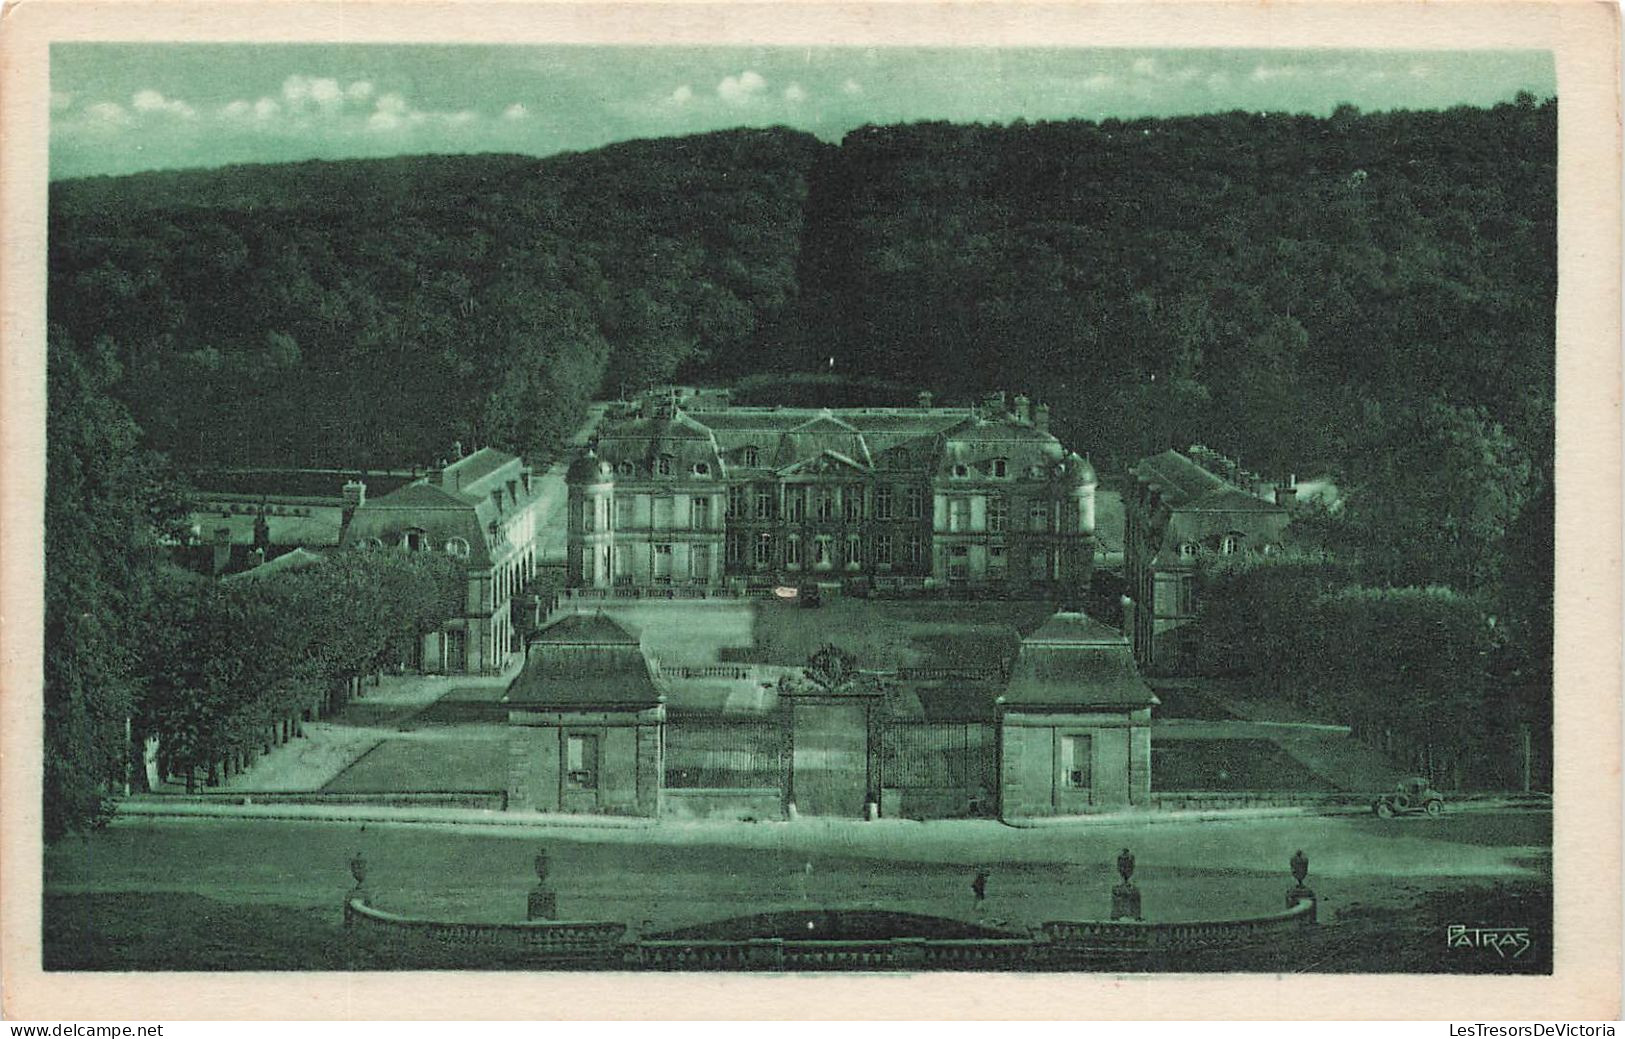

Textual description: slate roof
[1133,450,1280,513]
[339,447,541,568]
[585,405,1076,481]
[1000,612,1158,709]
[508,613,662,709]
[223,547,327,583]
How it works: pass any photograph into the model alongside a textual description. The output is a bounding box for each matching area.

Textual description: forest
[45,97,1556,833]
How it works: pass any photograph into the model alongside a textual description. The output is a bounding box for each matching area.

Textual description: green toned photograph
[43,40,1555,976]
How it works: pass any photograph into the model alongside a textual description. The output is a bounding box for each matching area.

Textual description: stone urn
[529,847,557,921]
[1286,849,1317,922]
[349,851,368,889]
[1111,848,1141,921]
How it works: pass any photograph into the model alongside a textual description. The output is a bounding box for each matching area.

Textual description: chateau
[565,392,1097,596]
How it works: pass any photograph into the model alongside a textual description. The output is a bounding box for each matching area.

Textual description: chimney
[1013,394,1031,425]
[211,526,233,575]
[1034,402,1050,433]
[521,467,534,496]
[1274,483,1298,507]
[917,391,934,409]
[453,440,464,459]
[342,479,367,511]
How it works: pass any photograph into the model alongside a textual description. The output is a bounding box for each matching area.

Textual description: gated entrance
[782,684,882,818]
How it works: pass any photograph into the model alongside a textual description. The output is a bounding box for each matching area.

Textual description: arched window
[404,529,429,552]
[657,454,674,477]
[992,458,1008,478]
[692,461,710,477]
[1220,534,1241,556]
[445,537,470,559]
[618,460,635,476]
[1178,542,1197,560]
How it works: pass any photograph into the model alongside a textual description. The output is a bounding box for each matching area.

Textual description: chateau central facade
[566,393,1096,595]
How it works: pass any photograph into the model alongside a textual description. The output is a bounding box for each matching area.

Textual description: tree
[44,327,180,838]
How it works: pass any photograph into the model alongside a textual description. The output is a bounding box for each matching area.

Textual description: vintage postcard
[2,0,1619,1022]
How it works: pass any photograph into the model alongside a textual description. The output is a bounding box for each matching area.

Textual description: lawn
[322,738,508,793]
[725,598,1055,670]
[1150,738,1337,792]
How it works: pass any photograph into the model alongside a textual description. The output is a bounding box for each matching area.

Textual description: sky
[49,45,1556,180]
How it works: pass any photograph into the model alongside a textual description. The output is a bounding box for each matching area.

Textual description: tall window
[786,535,802,567]
[614,547,631,584]
[616,496,634,527]
[948,544,969,579]
[754,486,774,520]
[992,458,1008,478]
[787,487,807,521]
[875,485,893,520]
[1220,534,1240,555]
[726,533,744,565]
[988,543,1006,575]
[566,735,599,790]
[657,454,674,477]
[907,533,924,566]
[814,535,832,567]
[817,492,835,521]
[691,496,709,530]
[741,446,760,467]
[873,534,893,565]
[843,489,862,522]
[690,545,710,581]
[988,496,1008,533]
[754,532,774,567]
[652,543,674,584]
[1029,501,1050,533]
[906,487,924,520]
[1061,735,1091,790]
[949,498,970,533]
[727,485,747,519]
[846,534,862,568]
[652,496,674,528]
[581,500,596,532]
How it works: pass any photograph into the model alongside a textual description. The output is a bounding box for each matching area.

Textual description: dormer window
[742,446,760,467]
[992,458,1008,478]
[952,464,969,479]
[693,462,710,477]
[657,454,674,477]
[404,529,429,552]
[1178,542,1198,560]
[1221,534,1241,556]
[445,537,470,559]
[618,461,635,476]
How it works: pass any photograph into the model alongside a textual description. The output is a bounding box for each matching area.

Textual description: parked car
[1372,777,1444,819]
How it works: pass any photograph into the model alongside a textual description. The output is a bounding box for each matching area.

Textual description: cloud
[1250,64,1306,83]
[717,70,766,104]
[841,78,863,95]
[502,102,529,120]
[375,92,409,115]
[784,83,807,104]
[254,97,282,120]
[1080,72,1115,91]
[668,84,694,105]
[132,89,196,119]
[443,110,478,127]
[346,81,375,102]
[84,101,132,128]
